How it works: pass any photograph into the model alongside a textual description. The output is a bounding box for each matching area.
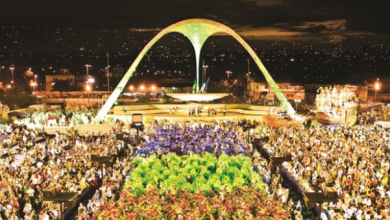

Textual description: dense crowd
[76,156,132,219]
[0,117,314,219]
[0,126,37,158]
[0,124,130,220]
[16,109,97,127]
[261,124,390,219]
[81,120,300,219]
[11,114,389,219]
[358,105,390,125]
[135,120,248,157]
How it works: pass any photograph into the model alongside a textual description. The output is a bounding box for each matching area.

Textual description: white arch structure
[96,18,295,120]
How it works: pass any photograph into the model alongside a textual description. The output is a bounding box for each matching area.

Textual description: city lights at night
[0,1,389,219]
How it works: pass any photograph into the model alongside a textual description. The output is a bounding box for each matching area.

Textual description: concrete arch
[96,18,295,120]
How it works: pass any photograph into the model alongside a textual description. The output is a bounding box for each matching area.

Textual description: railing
[253,138,329,219]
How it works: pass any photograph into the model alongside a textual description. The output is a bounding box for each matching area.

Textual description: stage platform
[23,123,117,135]
[16,104,284,133]
[143,113,264,122]
[109,104,282,123]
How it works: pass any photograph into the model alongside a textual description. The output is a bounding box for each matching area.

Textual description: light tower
[202,60,208,86]
[374,78,380,104]
[106,53,110,92]
[10,66,15,84]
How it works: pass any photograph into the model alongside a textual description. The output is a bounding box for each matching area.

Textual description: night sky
[0,0,389,85]
[2,0,389,42]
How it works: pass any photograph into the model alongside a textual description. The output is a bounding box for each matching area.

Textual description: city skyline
[1,0,389,44]
[0,0,389,86]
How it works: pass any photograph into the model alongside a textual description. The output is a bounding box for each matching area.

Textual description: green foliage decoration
[124,153,268,196]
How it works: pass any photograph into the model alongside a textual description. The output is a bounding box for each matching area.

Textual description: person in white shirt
[320,212,328,220]
[344,206,354,219]
[106,186,112,200]
[51,210,58,219]
[355,209,363,220]
[26,187,35,197]
[377,185,385,198]
[364,211,372,219]
[23,202,32,215]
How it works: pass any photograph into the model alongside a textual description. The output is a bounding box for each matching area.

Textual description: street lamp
[85,64,92,105]
[30,81,37,93]
[34,75,38,91]
[86,84,91,104]
[85,64,92,77]
[87,77,95,104]
[129,85,134,92]
[5,84,11,94]
[202,64,208,85]
[106,53,110,93]
[226,70,232,80]
[10,66,15,84]
[374,78,380,104]
[150,85,156,98]
[87,77,95,84]
[85,64,92,89]
[140,85,145,93]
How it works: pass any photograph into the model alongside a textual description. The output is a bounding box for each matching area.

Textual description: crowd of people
[187,106,223,116]
[5,102,390,219]
[259,124,390,219]
[16,108,97,127]
[358,105,390,125]
[76,155,133,219]
[0,123,131,220]
[135,120,248,157]
[0,116,312,219]
[0,126,38,158]
[81,119,302,219]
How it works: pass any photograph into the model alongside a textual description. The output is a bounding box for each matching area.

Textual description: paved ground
[151,113,265,121]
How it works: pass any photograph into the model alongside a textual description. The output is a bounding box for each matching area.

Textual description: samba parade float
[94,123,290,220]
[315,85,357,126]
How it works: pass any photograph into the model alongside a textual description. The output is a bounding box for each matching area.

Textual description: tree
[137,95,150,103]
[7,85,25,95]
[207,81,231,93]
[52,79,74,91]
[232,85,246,98]
[0,93,37,109]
